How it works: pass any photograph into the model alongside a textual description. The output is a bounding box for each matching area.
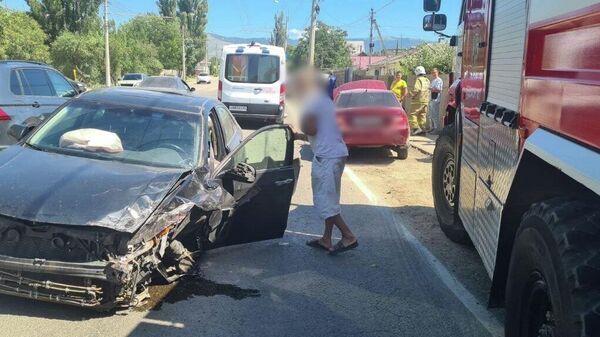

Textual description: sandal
[306,239,330,251]
[328,240,359,255]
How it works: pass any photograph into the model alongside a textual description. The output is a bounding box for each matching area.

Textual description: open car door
[210,124,299,247]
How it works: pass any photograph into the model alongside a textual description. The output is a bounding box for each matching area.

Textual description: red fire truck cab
[425,1,600,336]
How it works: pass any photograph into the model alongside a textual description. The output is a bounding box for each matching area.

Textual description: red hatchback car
[335,84,410,159]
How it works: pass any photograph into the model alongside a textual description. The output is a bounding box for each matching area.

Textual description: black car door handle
[32,102,40,108]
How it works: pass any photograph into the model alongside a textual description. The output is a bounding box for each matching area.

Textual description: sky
[3,0,461,40]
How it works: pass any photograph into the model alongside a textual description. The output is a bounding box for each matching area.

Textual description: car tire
[395,146,408,160]
[505,198,600,337]
[431,124,471,245]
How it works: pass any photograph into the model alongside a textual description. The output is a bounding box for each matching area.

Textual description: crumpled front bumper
[0,241,153,309]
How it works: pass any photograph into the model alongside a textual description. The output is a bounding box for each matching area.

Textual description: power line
[338,0,398,28]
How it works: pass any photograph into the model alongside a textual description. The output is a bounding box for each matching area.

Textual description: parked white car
[118,73,147,87]
[196,73,211,84]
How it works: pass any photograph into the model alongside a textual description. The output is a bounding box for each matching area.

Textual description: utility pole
[181,23,186,79]
[368,8,374,67]
[308,0,319,66]
[103,0,111,86]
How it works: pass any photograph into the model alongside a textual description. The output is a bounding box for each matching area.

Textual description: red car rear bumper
[342,126,409,147]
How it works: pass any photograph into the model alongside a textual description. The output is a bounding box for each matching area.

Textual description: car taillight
[279,83,286,106]
[0,108,10,121]
[218,80,223,101]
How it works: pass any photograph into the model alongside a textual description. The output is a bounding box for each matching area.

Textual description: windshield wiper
[24,142,46,152]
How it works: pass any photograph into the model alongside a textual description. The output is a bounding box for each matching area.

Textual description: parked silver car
[0,61,79,147]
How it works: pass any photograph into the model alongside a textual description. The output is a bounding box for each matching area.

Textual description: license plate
[353,116,382,127]
[229,105,247,112]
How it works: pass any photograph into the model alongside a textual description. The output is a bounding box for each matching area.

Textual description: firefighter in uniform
[409,66,431,135]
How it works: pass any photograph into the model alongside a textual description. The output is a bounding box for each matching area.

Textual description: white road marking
[285,230,340,240]
[344,166,504,337]
[140,318,185,329]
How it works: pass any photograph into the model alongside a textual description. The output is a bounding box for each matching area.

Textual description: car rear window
[140,77,178,89]
[123,74,143,80]
[336,91,401,108]
[225,54,280,84]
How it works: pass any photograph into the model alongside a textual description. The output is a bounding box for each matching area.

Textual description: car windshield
[140,77,179,89]
[225,54,280,84]
[123,74,142,80]
[27,100,200,169]
[336,91,401,108]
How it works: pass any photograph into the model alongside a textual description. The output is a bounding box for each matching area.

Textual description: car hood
[0,146,185,233]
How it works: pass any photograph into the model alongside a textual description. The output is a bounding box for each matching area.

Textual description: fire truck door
[457,0,492,241]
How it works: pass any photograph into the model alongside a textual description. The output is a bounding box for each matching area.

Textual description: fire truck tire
[506,198,600,337]
[432,125,471,245]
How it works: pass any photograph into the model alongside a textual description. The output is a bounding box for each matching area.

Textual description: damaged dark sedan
[0,88,299,310]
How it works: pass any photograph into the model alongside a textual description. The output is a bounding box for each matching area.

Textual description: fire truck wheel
[506,198,600,337]
[432,125,471,245]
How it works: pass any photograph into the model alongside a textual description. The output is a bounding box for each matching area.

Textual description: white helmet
[414,66,426,76]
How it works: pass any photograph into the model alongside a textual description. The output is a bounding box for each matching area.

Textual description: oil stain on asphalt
[138,273,260,311]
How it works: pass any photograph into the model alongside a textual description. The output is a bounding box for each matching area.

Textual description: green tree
[157,0,177,18]
[50,31,104,83]
[396,43,453,75]
[178,0,208,75]
[291,21,351,70]
[178,0,208,36]
[0,8,49,61]
[119,15,182,70]
[26,0,102,41]
[270,11,287,49]
[209,56,219,76]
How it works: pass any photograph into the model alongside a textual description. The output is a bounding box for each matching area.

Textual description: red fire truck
[423,0,600,336]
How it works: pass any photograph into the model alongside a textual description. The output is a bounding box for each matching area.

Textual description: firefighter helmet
[414,66,426,76]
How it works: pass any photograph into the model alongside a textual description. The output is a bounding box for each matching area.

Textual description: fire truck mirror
[423,0,441,12]
[423,14,447,32]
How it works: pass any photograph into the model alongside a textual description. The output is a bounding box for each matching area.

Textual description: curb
[409,143,434,156]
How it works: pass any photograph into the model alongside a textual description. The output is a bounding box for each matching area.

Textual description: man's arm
[301,114,318,136]
[294,114,318,141]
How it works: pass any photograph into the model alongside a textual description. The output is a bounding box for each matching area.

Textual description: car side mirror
[190,87,196,92]
[224,162,256,183]
[423,14,447,32]
[423,0,441,12]
[8,124,32,141]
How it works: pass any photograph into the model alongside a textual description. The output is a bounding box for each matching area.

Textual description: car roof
[0,60,53,69]
[77,87,217,115]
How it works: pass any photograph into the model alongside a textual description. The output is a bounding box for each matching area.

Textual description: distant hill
[206,32,431,58]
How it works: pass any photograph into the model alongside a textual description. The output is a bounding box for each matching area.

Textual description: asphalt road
[0,79,504,337]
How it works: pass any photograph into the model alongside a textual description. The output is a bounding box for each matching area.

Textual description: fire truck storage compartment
[487,0,527,111]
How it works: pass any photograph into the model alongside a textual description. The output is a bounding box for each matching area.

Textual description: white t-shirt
[301,92,348,159]
[430,77,443,102]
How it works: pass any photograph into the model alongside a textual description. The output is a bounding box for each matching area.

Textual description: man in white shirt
[429,68,444,133]
[293,69,358,255]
